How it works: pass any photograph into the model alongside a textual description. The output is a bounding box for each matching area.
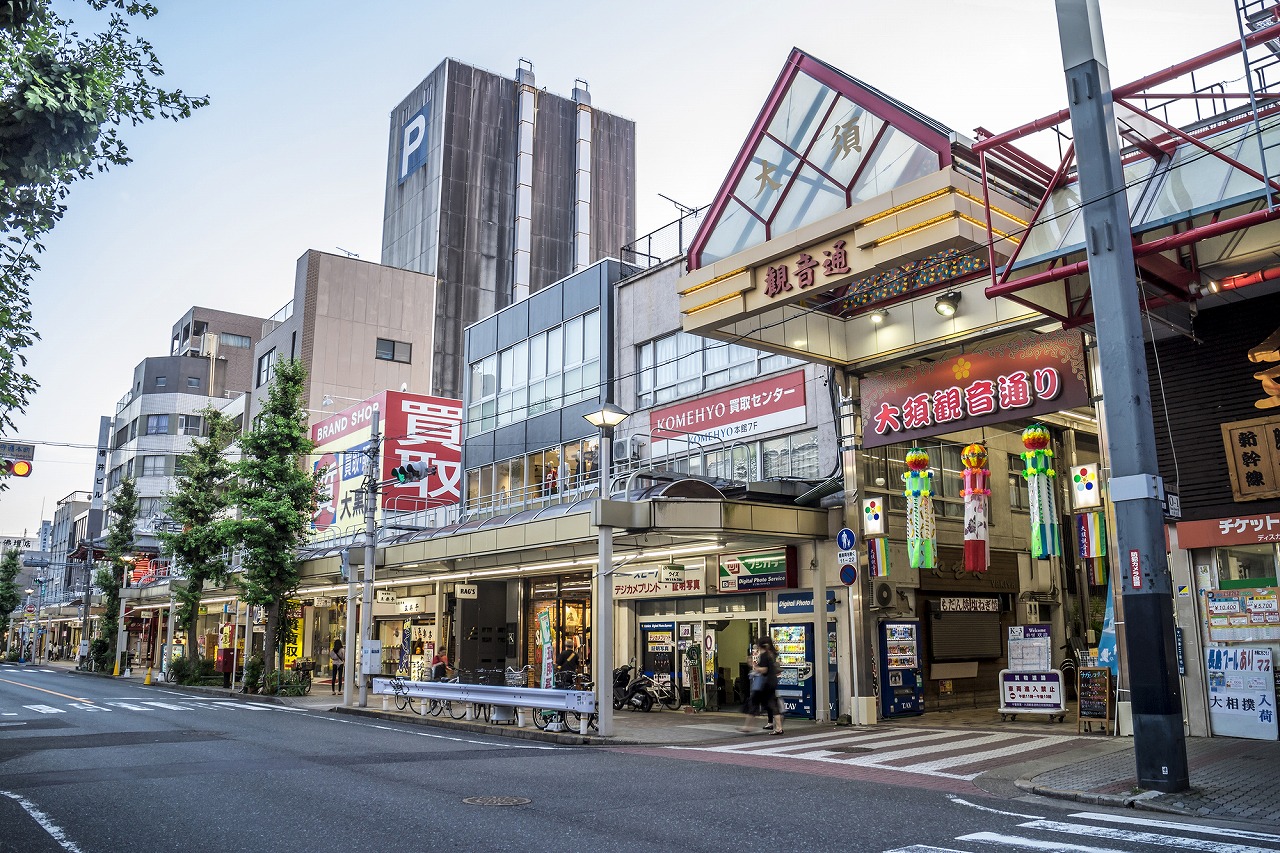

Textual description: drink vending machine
[878,619,924,718]
[771,624,815,718]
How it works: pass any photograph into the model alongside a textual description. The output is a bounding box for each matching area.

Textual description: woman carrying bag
[740,638,785,735]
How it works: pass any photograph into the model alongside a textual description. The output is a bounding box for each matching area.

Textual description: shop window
[1216,543,1279,586]
[761,430,821,479]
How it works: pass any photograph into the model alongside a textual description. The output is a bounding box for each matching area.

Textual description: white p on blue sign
[399,102,432,184]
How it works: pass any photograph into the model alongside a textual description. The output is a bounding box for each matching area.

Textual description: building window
[637,331,802,408]
[186,376,201,389]
[178,414,203,436]
[466,310,600,435]
[257,348,277,388]
[376,338,412,364]
[1008,453,1029,511]
[138,497,165,517]
[141,455,167,477]
[145,414,169,435]
[125,457,135,479]
[860,439,966,520]
[155,376,167,388]
[128,419,138,441]
[220,332,251,348]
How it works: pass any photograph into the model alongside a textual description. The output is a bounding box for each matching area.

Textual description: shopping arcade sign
[859,329,1089,449]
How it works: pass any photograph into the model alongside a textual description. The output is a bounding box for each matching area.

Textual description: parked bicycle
[390,676,418,713]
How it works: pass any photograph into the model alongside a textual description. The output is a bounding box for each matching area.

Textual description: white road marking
[0,789,85,853]
[1068,812,1280,844]
[884,847,970,853]
[317,712,560,750]
[104,702,150,711]
[68,703,109,712]
[1022,819,1279,853]
[958,832,1130,852]
[22,705,65,715]
[946,795,1043,820]
[138,701,191,711]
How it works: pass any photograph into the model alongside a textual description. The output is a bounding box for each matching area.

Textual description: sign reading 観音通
[1221,415,1280,502]
[648,371,806,456]
[859,330,1089,449]
[718,547,797,593]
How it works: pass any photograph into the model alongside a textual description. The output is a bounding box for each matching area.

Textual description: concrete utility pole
[1055,0,1188,792]
[358,410,380,708]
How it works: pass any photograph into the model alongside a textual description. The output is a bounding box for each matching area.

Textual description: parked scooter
[612,663,654,712]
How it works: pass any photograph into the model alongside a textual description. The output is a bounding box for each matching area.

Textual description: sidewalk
[58,662,1280,823]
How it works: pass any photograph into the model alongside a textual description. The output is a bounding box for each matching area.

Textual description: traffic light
[0,458,32,477]
[391,461,436,483]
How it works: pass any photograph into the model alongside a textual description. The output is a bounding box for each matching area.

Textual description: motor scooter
[612,663,654,712]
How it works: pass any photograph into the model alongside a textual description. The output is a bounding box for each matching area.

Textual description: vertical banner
[538,610,554,689]
[1096,574,1119,677]
[1077,512,1107,559]
[868,537,890,578]
[960,443,990,573]
[903,447,936,569]
[1020,425,1062,560]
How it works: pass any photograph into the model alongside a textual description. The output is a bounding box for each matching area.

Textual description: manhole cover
[462,796,531,807]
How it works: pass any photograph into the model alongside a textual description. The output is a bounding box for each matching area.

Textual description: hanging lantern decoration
[1020,424,1062,560]
[902,447,936,569]
[960,442,990,573]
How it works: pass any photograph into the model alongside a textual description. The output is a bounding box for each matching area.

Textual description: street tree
[158,406,237,659]
[0,547,20,642]
[95,475,137,663]
[0,1,208,449]
[231,359,318,675]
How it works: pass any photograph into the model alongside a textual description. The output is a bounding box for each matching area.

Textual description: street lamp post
[583,401,630,738]
[20,587,33,664]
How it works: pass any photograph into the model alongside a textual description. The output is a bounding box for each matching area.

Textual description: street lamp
[20,587,34,664]
[583,400,630,737]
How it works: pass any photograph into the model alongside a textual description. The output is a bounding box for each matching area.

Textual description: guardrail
[370,677,597,734]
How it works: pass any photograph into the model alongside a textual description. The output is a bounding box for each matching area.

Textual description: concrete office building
[381,58,636,400]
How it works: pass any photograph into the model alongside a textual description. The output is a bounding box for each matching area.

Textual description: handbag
[749,671,765,692]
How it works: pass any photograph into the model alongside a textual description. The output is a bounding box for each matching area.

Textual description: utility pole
[358,410,380,708]
[1055,0,1188,792]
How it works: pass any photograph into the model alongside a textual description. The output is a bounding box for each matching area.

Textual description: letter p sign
[399,103,431,184]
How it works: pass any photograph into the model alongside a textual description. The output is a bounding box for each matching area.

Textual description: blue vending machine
[771,624,815,719]
[878,619,924,718]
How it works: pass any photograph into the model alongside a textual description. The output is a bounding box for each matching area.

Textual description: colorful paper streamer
[868,536,890,578]
[960,442,990,573]
[1020,425,1062,560]
[902,447,936,569]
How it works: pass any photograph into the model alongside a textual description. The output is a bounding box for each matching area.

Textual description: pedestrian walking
[740,638,784,735]
[330,639,345,694]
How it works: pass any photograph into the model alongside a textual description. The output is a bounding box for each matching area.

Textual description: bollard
[516,708,527,728]
[381,695,390,711]
[145,667,152,685]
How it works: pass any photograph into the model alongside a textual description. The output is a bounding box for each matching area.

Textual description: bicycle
[390,676,418,714]
[646,674,681,711]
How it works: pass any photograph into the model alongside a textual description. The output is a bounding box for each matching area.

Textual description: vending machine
[878,619,924,718]
[771,624,815,719]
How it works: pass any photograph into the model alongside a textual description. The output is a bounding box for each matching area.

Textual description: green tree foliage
[158,406,236,659]
[231,359,318,674]
[0,1,207,445]
[95,475,136,658]
[0,546,20,640]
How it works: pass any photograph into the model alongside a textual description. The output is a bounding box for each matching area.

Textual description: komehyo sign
[860,329,1089,449]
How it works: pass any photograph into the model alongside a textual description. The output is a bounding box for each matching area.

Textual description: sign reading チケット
[859,330,1088,449]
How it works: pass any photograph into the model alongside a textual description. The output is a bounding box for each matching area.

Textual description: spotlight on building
[934,291,961,317]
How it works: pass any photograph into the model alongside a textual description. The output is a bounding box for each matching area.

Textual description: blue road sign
[837,527,856,552]
[839,564,857,585]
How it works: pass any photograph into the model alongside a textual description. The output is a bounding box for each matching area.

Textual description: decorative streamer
[902,447,936,569]
[1077,511,1108,585]
[1020,424,1062,559]
[867,537,890,578]
[960,442,990,573]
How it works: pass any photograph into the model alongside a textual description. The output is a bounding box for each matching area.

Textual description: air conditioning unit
[872,581,896,609]
[612,435,646,463]
[201,333,219,358]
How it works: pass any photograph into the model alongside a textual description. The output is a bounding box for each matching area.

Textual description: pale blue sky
[0,0,1239,533]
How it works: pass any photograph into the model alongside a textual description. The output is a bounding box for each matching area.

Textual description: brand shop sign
[718,547,797,593]
[776,590,836,615]
[612,564,707,600]
[1178,512,1280,548]
[649,370,807,456]
[859,329,1089,449]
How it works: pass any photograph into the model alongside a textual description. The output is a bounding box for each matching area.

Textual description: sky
[0,0,1241,535]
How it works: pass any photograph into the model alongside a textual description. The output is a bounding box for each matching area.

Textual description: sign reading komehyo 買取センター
[649,370,807,456]
[859,329,1089,449]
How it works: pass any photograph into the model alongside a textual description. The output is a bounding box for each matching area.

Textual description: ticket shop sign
[860,329,1088,449]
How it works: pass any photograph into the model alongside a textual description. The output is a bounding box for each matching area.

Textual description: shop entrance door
[674,618,765,711]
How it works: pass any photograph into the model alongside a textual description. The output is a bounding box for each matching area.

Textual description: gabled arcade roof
[688,49,955,272]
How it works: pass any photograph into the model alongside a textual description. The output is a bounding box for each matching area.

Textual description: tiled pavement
[43,662,1280,823]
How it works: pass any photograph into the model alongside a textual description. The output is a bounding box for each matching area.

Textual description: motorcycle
[612,663,654,712]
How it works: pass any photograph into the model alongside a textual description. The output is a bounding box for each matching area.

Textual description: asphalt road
[1,665,1276,853]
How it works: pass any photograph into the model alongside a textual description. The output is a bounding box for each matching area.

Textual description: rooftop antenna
[335,246,360,259]
[658,194,696,216]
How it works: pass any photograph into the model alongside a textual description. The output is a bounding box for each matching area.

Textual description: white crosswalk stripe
[884,810,1280,853]
[22,705,64,714]
[673,727,1082,780]
[0,699,295,718]
[68,703,108,712]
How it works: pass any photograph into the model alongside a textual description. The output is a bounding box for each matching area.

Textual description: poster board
[1206,646,1278,740]
[1077,667,1112,734]
[1205,587,1280,642]
[1007,625,1052,671]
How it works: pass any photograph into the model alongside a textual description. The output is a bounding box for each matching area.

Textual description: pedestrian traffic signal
[391,461,436,483]
[0,458,32,477]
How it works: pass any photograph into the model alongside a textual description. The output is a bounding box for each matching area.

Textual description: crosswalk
[0,699,288,718]
[671,726,1084,780]
[887,810,1280,852]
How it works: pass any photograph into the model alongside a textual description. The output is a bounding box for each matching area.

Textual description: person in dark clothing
[431,653,453,681]
[329,640,345,695]
[740,638,784,735]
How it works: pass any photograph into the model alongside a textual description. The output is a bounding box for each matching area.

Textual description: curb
[1014,779,1192,816]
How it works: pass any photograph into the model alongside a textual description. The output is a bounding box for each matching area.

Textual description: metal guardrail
[371,677,595,713]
